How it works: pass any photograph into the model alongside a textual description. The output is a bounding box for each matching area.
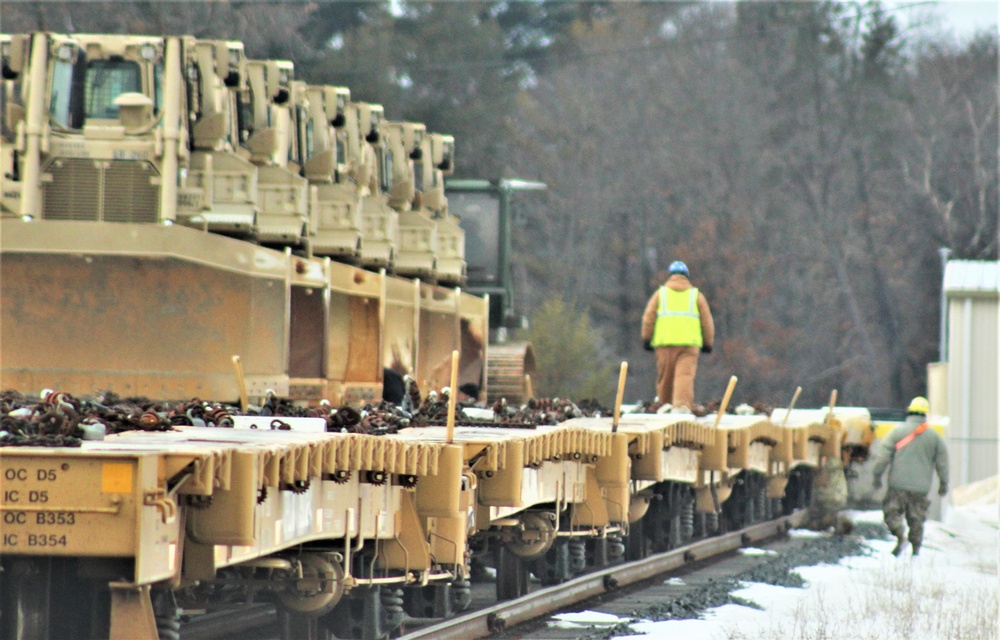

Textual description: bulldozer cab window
[413,161,424,193]
[236,88,253,144]
[381,149,392,193]
[153,62,163,117]
[0,76,17,141]
[84,59,141,120]
[185,62,202,125]
[452,191,500,285]
[335,130,345,165]
[294,104,313,165]
[49,58,75,128]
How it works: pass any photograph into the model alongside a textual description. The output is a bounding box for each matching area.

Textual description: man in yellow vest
[640,261,715,411]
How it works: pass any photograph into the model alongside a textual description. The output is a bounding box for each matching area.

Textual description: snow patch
[738,547,778,556]
[548,610,629,629]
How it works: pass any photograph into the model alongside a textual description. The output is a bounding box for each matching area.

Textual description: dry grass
[721,556,998,640]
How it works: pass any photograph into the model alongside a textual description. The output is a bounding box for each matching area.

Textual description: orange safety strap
[895,422,929,451]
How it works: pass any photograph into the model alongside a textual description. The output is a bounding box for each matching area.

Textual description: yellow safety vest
[652,286,702,347]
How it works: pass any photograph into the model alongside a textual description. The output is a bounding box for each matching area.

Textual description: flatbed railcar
[0,30,875,640]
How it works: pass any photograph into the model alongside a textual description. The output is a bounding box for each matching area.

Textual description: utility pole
[938,247,952,361]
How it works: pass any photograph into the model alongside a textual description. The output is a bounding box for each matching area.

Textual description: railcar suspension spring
[705,511,720,535]
[681,500,695,540]
[450,578,472,612]
[568,538,587,574]
[152,586,181,640]
[771,498,784,518]
[608,536,626,561]
[380,586,405,621]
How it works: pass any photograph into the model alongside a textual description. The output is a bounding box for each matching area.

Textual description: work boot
[891,529,907,556]
[834,515,854,536]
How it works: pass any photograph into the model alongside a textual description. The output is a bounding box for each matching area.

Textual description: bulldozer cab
[174,39,262,237]
[244,59,295,165]
[445,178,545,333]
[423,133,464,285]
[243,59,309,246]
[345,101,385,194]
[9,33,194,223]
[303,84,362,261]
[1,34,26,216]
[387,121,438,279]
[384,121,422,211]
[414,131,453,212]
[189,39,244,150]
[349,102,398,268]
[302,85,346,182]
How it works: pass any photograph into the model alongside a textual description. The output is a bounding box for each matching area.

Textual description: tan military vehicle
[386,121,439,279]
[302,84,364,261]
[2,33,193,223]
[349,101,398,269]
[243,59,309,246]
[1,33,23,217]
[424,133,466,285]
[175,40,260,237]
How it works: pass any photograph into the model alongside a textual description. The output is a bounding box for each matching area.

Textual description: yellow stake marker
[232,355,248,412]
[446,350,459,444]
[782,386,803,428]
[713,375,738,430]
[612,362,628,433]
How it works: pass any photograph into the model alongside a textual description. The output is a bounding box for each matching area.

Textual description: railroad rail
[401,510,805,640]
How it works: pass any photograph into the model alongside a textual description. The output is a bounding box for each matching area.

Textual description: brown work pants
[655,345,699,409]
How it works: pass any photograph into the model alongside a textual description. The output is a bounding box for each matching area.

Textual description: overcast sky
[890,0,999,38]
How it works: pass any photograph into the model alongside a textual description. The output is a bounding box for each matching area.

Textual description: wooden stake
[612,361,628,433]
[231,355,248,412]
[524,374,534,400]
[446,350,459,444]
[825,389,838,425]
[712,375,738,430]
[781,386,803,428]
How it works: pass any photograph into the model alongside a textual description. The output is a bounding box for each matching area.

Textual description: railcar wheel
[495,545,530,601]
[625,516,648,561]
[276,553,345,616]
[502,511,557,559]
[1,558,50,639]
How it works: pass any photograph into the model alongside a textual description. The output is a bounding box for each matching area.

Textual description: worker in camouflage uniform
[640,261,714,411]
[871,397,949,556]
[802,455,853,535]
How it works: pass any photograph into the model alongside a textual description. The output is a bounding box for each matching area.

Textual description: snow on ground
[548,611,629,630]
[609,480,999,640]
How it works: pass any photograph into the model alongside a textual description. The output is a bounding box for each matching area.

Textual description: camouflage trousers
[882,488,930,547]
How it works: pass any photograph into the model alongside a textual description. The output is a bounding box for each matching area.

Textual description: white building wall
[944,262,999,487]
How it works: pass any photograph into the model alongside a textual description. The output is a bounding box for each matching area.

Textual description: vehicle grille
[42,158,160,223]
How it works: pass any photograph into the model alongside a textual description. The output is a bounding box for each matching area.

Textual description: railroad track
[178,511,806,640]
[401,510,806,640]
